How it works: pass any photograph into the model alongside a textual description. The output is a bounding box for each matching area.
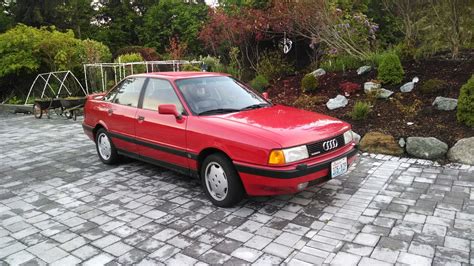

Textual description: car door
[135,78,189,171]
[106,77,146,154]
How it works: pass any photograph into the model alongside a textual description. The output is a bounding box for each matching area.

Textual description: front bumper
[235,144,358,196]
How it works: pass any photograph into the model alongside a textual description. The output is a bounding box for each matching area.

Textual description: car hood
[211,105,351,148]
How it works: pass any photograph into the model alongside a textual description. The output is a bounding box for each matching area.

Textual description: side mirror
[262,92,269,101]
[158,104,182,120]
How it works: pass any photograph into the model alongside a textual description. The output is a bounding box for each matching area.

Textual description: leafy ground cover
[266,55,474,147]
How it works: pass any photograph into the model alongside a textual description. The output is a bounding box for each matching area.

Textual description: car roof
[131,71,230,80]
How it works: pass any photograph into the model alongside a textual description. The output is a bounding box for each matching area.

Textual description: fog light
[297,182,309,191]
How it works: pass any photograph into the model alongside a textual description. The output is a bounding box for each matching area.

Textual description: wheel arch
[92,122,108,141]
[197,147,233,175]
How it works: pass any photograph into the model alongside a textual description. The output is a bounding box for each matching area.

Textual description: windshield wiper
[240,103,270,111]
[198,108,240,116]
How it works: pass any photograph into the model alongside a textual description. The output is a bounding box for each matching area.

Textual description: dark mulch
[267,58,474,147]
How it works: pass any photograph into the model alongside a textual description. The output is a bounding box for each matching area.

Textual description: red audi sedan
[82,72,357,207]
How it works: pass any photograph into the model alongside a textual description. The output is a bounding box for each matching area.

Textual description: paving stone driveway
[1,114,474,266]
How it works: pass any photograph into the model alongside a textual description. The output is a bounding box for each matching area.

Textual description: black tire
[95,128,120,165]
[65,111,73,119]
[201,153,245,207]
[33,104,42,119]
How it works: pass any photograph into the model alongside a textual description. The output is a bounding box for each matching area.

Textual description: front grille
[306,134,345,157]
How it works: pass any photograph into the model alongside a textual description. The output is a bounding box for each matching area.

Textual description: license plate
[331,157,347,178]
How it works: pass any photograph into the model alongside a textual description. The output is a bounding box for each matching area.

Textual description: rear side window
[142,78,184,114]
[112,78,145,107]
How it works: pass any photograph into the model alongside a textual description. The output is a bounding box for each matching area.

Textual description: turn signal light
[268,150,285,165]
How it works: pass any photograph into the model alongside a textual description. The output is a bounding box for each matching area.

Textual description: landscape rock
[352,131,361,145]
[359,132,404,156]
[377,88,394,99]
[400,77,420,93]
[357,65,372,75]
[406,137,448,159]
[364,82,381,94]
[326,95,348,110]
[311,68,326,77]
[447,137,474,165]
[432,96,458,111]
[399,138,406,148]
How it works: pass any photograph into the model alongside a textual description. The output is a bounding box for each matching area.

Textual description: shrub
[257,50,294,80]
[351,101,372,120]
[457,75,474,127]
[250,75,269,92]
[420,79,448,94]
[301,74,318,93]
[377,53,404,85]
[200,55,225,72]
[115,46,160,61]
[293,94,326,111]
[340,82,361,96]
[115,53,145,74]
[320,55,363,72]
[181,64,201,71]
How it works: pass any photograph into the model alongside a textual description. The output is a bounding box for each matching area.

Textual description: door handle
[137,116,145,121]
[107,109,113,114]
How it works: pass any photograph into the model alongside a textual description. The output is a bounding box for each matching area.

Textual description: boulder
[377,88,394,99]
[400,77,420,93]
[326,95,348,110]
[364,82,381,94]
[357,65,372,75]
[311,68,326,77]
[448,137,474,165]
[359,132,404,156]
[432,96,457,111]
[406,137,448,160]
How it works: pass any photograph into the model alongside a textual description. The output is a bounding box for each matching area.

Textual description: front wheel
[201,154,245,207]
[95,128,119,165]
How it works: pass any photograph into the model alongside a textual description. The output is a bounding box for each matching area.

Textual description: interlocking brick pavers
[0,114,473,265]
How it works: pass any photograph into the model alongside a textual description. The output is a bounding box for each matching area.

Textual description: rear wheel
[201,153,244,207]
[95,128,119,164]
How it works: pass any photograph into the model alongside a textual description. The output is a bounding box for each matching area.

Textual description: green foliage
[257,50,294,80]
[457,75,474,127]
[115,53,145,74]
[82,39,112,64]
[141,1,208,55]
[227,47,242,79]
[181,64,201,71]
[350,101,372,120]
[116,46,160,61]
[200,55,225,72]
[0,24,42,77]
[301,74,318,93]
[377,53,404,85]
[420,79,448,95]
[250,75,269,92]
[320,55,363,72]
[115,53,144,63]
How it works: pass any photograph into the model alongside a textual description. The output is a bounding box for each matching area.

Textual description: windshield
[175,76,269,115]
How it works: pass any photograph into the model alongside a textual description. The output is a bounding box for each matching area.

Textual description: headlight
[343,130,354,144]
[268,145,309,165]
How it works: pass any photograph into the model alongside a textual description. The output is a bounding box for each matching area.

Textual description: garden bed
[267,57,474,147]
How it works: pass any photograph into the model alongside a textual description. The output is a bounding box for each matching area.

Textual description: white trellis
[83,60,202,93]
[24,71,87,105]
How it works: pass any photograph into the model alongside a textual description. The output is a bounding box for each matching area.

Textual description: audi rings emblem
[322,139,338,151]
